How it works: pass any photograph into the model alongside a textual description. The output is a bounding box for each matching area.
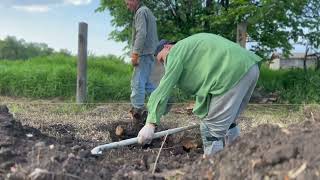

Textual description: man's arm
[138,53,184,144]
[146,56,184,125]
[132,10,147,55]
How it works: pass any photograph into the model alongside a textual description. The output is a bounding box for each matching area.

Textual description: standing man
[137,33,262,156]
[125,0,159,125]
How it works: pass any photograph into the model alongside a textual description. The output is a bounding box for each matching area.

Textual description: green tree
[97,0,320,57]
[0,36,24,60]
[298,0,320,53]
[57,48,72,56]
[0,36,54,60]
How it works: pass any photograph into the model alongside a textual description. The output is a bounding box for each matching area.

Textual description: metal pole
[91,124,199,155]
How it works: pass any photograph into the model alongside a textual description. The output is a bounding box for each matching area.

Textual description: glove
[131,53,139,66]
[137,123,155,144]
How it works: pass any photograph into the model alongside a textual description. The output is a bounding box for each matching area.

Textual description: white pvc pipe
[91,124,199,155]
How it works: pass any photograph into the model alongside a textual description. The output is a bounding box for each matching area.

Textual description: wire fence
[0,96,319,106]
[1,98,319,144]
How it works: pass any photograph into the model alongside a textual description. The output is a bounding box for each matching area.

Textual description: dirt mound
[112,121,320,180]
[0,105,202,180]
[174,120,320,180]
[1,104,320,180]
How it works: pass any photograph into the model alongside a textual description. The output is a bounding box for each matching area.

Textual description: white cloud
[0,0,92,13]
[13,5,50,13]
[64,0,92,6]
[1,0,59,6]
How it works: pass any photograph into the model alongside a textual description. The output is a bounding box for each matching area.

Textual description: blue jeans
[131,55,156,109]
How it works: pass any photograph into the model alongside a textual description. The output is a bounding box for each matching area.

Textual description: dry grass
[240,104,305,130]
[1,96,319,144]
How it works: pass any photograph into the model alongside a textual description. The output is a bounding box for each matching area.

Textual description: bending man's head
[154,39,175,65]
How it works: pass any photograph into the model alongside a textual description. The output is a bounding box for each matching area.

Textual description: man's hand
[131,53,139,66]
[137,123,155,144]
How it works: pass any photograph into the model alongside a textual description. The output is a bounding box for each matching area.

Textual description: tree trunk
[204,0,212,31]
[316,56,320,71]
[220,0,229,9]
[206,0,212,7]
[303,46,309,72]
[236,22,248,48]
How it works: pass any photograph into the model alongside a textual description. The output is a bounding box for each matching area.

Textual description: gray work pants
[200,64,260,153]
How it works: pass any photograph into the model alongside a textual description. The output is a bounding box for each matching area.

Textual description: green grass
[257,64,320,103]
[0,57,319,103]
[0,55,132,102]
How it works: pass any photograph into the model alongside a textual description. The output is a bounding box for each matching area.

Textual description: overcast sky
[0,0,126,56]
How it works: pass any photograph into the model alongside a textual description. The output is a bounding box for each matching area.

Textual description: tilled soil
[1,104,320,180]
[180,120,320,180]
[0,104,202,180]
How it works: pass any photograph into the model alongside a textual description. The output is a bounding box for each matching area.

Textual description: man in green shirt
[137,33,262,156]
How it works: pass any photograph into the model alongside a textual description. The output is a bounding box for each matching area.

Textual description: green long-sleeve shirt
[146,33,262,125]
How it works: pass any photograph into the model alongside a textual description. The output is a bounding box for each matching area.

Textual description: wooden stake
[77,22,88,103]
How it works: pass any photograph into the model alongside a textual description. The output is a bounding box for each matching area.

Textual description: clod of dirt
[0,104,9,113]
[181,137,201,152]
[78,150,91,159]
[95,121,141,141]
[115,125,124,137]
[186,103,194,115]
[0,148,16,162]
[71,145,81,151]
[304,105,320,122]
[262,145,298,165]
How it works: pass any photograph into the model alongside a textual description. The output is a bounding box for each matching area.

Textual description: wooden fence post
[76,22,88,103]
[236,22,248,48]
